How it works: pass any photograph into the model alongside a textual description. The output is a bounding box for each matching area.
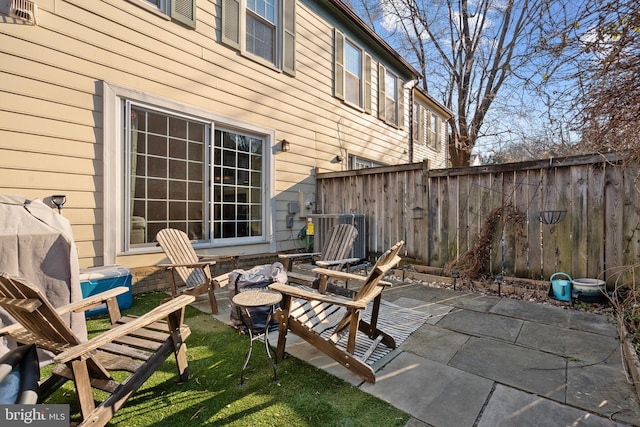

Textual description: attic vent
[9,0,38,25]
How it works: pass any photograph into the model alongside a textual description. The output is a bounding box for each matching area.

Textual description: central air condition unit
[311,214,366,260]
[9,0,38,24]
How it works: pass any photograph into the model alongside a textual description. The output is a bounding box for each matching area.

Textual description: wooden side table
[231,289,282,385]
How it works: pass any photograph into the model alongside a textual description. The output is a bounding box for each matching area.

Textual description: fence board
[605,166,624,280]
[571,165,589,278]
[623,165,640,268]
[477,172,493,274]
[490,172,505,274]
[504,171,523,276]
[514,169,530,277]
[428,177,443,266]
[527,169,543,278]
[448,175,459,264]
[438,177,451,266]
[457,173,471,257]
[556,166,573,274]
[587,163,605,279]
[541,167,560,275]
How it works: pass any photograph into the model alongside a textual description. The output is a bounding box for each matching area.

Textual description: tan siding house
[412,86,452,168]
[0,0,444,272]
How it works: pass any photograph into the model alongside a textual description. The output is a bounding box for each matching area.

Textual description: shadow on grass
[44,292,409,427]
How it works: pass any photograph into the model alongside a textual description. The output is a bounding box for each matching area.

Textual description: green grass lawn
[43,292,409,426]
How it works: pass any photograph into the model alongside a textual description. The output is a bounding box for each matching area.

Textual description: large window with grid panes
[124,101,268,249]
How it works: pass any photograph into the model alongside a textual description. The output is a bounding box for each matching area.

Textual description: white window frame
[245,0,278,64]
[221,0,296,74]
[143,0,167,13]
[344,39,363,108]
[349,155,384,170]
[428,111,440,150]
[413,101,425,146]
[334,28,372,113]
[103,82,276,263]
[131,0,196,28]
[378,63,404,128]
[384,69,399,126]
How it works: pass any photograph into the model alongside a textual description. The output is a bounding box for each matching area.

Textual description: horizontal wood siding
[0,0,416,266]
[317,154,640,283]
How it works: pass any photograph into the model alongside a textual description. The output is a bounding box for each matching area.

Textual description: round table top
[232,289,282,308]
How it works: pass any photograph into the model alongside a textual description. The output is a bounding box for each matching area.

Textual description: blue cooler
[79,265,133,317]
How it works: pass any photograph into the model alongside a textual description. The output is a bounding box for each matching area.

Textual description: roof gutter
[325,0,422,80]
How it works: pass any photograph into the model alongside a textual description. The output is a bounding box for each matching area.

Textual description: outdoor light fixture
[495,274,503,296]
[281,139,291,152]
[51,194,66,213]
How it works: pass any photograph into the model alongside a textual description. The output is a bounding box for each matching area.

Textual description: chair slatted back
[319,224,358,266]
[156,228,207,287]
[353,241,403,302]
[0,273,80,351]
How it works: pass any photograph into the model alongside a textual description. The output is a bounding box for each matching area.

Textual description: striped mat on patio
[314,299,431,366]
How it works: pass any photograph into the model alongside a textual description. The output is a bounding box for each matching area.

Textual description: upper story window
[384,70,398,125]
[413,102,425,145]
[221,0,296,75]
[135,0,196,28]
[378,64,403,128]
[246,0,276,63]
[344,41,362,107]
[429,112,440,149]
[334,29,372,113]
[413,97,442,151]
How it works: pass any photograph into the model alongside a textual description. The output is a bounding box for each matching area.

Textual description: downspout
[405,79,420,163]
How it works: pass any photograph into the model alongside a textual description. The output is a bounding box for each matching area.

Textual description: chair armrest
[268,283,369,309]
[315,258,362,268]
[56,287,130,315]
[158,261,215,270]
[54,294,196,364]
[212,272,230,288]
[311,268,393,289]
[197,253,241,262]
[0,288,130,336]
[0,322,24,337]
[310,268,369,283]
[278,252,321,261]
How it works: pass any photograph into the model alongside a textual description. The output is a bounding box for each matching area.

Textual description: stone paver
[401,324,469,365]
[362,352,494,427]
[448,337,567,401]
[389,296,454,324]
[490,297,572,328]
[476,384,629,427]
[516,321,621,363]
[435,308,524,343]
[569,309,618,336]
[567,360,640,425]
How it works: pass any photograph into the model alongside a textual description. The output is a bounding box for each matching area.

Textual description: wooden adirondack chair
[156,228,238,314]
[269,241,404,383]
[278,223,360,271]
[0,272,194,427]
[278,223,361,289]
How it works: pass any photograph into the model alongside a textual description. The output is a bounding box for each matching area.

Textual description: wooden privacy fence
[315,153,640,282]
